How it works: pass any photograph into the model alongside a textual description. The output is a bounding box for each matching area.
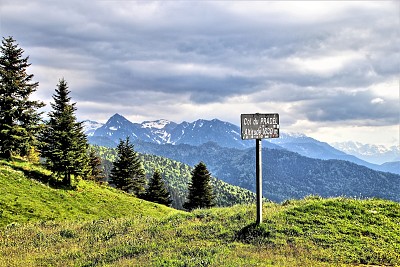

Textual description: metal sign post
[256,138,262,224]
[241,113,279,225]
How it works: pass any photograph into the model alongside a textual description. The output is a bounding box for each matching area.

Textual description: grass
[237,196,400,265]
[0,158,178,227]
[1,159,399,266]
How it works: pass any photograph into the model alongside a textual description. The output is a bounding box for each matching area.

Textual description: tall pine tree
[183,162,215,211]
[109,137,146,196]
[144,170,172,206]
[39,78,89,185]
[0,36,44,159]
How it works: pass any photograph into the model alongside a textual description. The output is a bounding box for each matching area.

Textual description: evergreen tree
[88,147,105,182]
[0,36,44,159]
[144,170,172,206]
[39,78,89,185]
[183,162,215,211]
[109,137,146,196]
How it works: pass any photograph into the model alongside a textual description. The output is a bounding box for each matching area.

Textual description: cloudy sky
[1,1,399,146]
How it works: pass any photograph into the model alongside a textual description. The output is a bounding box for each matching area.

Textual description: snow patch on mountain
[82,120,104,136]
[141,119,172,129]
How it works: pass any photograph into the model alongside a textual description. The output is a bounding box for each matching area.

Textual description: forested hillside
[92,146,256,209]
[131,141,400,203]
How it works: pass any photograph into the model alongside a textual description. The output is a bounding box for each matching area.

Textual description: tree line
[0,36,214,211]
[91,146,256,210]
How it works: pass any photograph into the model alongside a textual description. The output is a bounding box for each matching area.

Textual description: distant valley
[130,141,400,203]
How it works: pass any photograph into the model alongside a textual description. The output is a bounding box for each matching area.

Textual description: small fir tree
[39,78,89,185]
[109,137,146,196]
[183,162,215,211]
[0,36,44,159]
[88,147,105,182]
[144,170,172,206]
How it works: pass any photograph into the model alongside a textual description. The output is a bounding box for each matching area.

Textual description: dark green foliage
[109,137,146,196]
[88,147,105,182]
[140,154,192,209]
[0,36,44,159]
[91,145,256,210]
[140,154,256,209]
[144,170,172,206]
[183,162,215,211]
[39,78,89,185]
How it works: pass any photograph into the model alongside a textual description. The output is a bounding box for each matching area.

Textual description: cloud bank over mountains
[1,1,398,145]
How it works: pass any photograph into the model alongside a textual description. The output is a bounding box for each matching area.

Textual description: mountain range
[83,114,399,175]
[86,113,250,149]
[82,113,400,203]
[331,141,400,165]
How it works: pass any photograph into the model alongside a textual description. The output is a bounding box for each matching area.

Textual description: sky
[1,1,399,146]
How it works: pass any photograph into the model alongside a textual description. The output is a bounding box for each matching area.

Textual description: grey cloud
[292,91,399,126]
[249,83,329,103]
[1,1,398,131]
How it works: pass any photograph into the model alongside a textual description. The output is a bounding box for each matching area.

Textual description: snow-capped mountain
[82,120,104,136]
[85,114,399,175]
[168,119,251,148]
[88,114,160,144]
[88,113,252,149]
[265,133,399,174]
[331,141,400,165]
[141,119,178,144]
[264,132,392,170]
[269,132,357,160]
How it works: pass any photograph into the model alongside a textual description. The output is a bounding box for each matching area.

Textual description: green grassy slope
[0,159,179,227]
[1,159,399,266]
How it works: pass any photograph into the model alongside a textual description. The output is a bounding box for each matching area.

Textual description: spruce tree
[183,162,215,211]
[88,147,105,182]
[39,78,89,185]
[0,36,44,159]
[109,137,146,196]
[144,170,172,206]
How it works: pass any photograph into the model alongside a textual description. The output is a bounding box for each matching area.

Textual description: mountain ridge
[331,141,400,165]
[85,113,399,175]
[90,113,251,149]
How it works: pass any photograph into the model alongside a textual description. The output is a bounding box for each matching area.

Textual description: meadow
[1,159,399,266]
